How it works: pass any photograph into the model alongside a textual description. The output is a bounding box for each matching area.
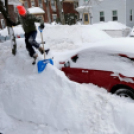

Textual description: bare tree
[56,0,65,24]
[0,0,17,55]
[45,0,52,23]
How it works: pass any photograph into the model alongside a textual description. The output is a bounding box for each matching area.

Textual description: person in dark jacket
[15,5,45,60]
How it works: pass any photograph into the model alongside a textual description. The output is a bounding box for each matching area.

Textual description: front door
[83,13,89,25]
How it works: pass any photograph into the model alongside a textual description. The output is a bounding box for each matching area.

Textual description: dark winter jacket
[15,12,44,33]
[0,0,15,27]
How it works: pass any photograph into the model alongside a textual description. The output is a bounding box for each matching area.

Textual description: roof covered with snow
[28,7,45,14]
[76,6,92,13]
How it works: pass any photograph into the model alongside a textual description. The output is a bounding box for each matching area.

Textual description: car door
[88,70,116,91]
[62,67,89,83]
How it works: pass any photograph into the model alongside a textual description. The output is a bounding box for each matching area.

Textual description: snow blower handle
[38,26,45,59]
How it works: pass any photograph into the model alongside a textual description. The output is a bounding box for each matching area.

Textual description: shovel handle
[40,31,45,59]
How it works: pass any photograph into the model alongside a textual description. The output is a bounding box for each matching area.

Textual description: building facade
[22,0,78,24]
[76,0,134,27]
[0,0,78,29]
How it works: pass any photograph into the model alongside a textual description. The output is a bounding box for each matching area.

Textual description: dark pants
[25,31,40,57]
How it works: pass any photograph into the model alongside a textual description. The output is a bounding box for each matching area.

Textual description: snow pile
[93,21,131,30]
[42,24,111,49]
[0,25,24,36]
[0,27,9,36]
[1,40,134,134]
[1,24,134,134]
[0,24,111,51]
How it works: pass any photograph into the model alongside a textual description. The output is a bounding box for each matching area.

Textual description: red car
[60,38,134,99]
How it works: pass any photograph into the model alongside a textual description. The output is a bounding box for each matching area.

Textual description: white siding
[91,0,126,25]
[126,0,134,27]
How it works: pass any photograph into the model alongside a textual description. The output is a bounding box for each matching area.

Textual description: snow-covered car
[60,38,134,99]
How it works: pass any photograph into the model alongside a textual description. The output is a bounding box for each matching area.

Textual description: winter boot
[39,46,45,54]
[45,48,50,55]
[32,53,38,65]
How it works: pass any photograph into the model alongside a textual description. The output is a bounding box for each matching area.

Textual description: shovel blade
[37,59,54,73]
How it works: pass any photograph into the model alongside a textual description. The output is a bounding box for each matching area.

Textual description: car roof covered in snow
[77,38,134,58]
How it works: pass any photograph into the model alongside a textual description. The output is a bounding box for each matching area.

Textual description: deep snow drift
[1,24,134,134]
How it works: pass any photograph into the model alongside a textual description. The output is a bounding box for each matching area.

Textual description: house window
[1,19,5,29]
[24,1,28,9]
[38,0,43,8]
[31,0,35,7]
[84,13,89,22]
[112,10,118,21]
[130,9,133,21]
[50,0,56,12]
[100,11,105,21]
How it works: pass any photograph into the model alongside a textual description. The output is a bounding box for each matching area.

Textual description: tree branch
[5,0,8,13]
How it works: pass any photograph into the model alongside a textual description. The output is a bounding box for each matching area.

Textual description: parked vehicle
[0,33,24,42]
[60,38,134,99]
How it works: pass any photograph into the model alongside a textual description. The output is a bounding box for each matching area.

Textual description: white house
[76,0,134,27]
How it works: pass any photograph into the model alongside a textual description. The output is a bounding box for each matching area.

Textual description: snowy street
[1,23,134,134]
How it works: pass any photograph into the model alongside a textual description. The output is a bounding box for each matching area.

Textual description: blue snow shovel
[37,27,54,73]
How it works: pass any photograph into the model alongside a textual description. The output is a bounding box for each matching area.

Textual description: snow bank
[92,22,131,37]
[41,25,111,50]
[0,25,24,36]
[0,24,111,51]
[1,41,134,134]
[1,25,134,134]
[93,21,131,30]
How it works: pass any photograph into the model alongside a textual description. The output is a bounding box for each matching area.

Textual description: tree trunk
[7,27,17,55]
[56,0,64,24]
[5,0,17,55]
[45,0,51,23]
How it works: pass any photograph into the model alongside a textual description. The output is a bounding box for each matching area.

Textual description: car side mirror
[71,55,79,63]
